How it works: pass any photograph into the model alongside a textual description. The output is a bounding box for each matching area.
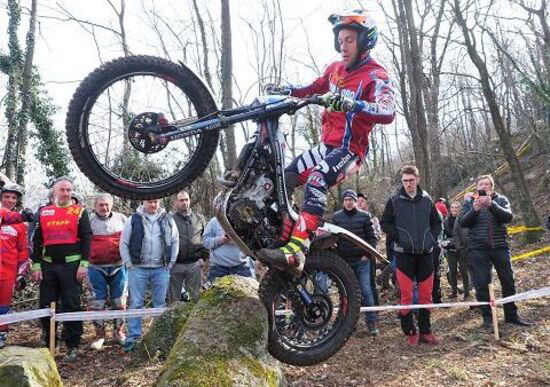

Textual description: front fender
[318,223,388,263]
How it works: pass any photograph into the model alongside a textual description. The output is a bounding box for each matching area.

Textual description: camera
[477,189,487,196]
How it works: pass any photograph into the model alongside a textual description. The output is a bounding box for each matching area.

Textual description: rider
[259,10,395,273]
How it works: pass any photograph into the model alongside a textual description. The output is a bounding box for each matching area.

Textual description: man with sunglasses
[381,165,442,345]
[259,9,395,275]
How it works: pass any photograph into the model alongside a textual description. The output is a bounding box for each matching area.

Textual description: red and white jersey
[291,55,395,158]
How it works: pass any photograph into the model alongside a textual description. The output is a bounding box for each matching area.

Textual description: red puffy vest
[90,232,122,264]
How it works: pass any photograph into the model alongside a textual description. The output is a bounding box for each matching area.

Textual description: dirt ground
[8,232,549,387]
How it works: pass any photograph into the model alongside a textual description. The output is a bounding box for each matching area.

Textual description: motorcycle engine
[227,174,280,249]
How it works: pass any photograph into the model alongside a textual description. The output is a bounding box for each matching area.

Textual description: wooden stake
[49,302,56,355]
[488,284,500,340]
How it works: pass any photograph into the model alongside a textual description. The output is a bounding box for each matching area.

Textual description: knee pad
[306,170,328,190]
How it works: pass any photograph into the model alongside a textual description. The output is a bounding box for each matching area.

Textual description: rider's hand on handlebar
[264,83,292,96]
[322,93,363,113]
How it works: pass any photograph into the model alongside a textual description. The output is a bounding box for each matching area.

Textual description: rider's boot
[259,212,320,276]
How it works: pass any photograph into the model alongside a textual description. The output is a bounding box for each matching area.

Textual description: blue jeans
[206,259,255,283]
[88,266,127,303]
[88,266,128,330]
[350,259,377,323]
[126,267,170,343]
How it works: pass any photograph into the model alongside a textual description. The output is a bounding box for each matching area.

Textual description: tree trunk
[15,0,38,183]
[453,0,542,242]
[2,0,23,179]
[220,0,236,169]
[402,0,431,191]
[191,0,213,89]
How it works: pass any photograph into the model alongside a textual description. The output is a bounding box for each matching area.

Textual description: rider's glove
[265,84,292,96]
[21,208,34,222]
[322,93,364,113]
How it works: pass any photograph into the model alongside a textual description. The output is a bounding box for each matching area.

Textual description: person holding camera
[167,191,207,304]
[459,175,532,329]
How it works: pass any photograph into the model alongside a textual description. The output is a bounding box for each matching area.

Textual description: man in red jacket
[0,183,29,349]
[259,10,395,274]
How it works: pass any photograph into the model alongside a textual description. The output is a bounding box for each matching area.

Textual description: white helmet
[1,182,24,198]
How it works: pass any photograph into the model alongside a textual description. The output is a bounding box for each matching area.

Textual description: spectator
[355,192,380,306]
[120,199,179,352]
[435,198,448,218]
[32,176,92,361]
[459,175,532,329]
[357,193,382,239]
[168,191,207,304]
[202,217,255,284]
[28,189,55,248]
[381,165,442,345]
[71,192,84,206]
[87,193,128,350]
[331,189,379,336]
[431,220,444,304]
[443,201,470,299]
[0,183,29,349]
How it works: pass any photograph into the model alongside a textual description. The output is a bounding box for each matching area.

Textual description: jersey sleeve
[357,69,395,124]
[290,63,335,98]
[17,225,29,264]
[0,207,25,225]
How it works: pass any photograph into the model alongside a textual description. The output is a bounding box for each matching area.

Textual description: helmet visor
[329,13,367,26]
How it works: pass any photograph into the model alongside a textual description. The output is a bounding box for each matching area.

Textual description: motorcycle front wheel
[65,55,219,199]
[259,251,360,366]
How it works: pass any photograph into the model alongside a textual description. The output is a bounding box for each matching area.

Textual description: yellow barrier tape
[511,246,550,261]
[507,226,545,235]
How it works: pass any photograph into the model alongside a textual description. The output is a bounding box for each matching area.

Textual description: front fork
[277,271,315,307]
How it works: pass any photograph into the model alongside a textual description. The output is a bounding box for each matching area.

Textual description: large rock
[139,301,194,359]
[0,346,62,387]
[156,275,285,386]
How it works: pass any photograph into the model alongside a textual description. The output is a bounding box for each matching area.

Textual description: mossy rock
[156,275,285,386]
[0,346,63,387]
[139,301,195,360]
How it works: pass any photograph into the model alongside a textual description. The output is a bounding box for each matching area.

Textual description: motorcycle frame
[209,96,387,264]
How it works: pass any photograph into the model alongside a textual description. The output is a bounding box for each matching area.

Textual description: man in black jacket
[332,189,379,336]
[459,175,532,329]
[32,176,92,361]
[381,165,442,345]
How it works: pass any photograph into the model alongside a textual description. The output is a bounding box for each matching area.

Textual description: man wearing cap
[331,189,379,335]
[32,176,92,361]
[0,183,29,348]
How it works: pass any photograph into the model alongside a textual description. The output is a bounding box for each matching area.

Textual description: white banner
[0,308,51,325]
[496,286,550,305]
[1,286,549,323]
[55,307,168,322]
